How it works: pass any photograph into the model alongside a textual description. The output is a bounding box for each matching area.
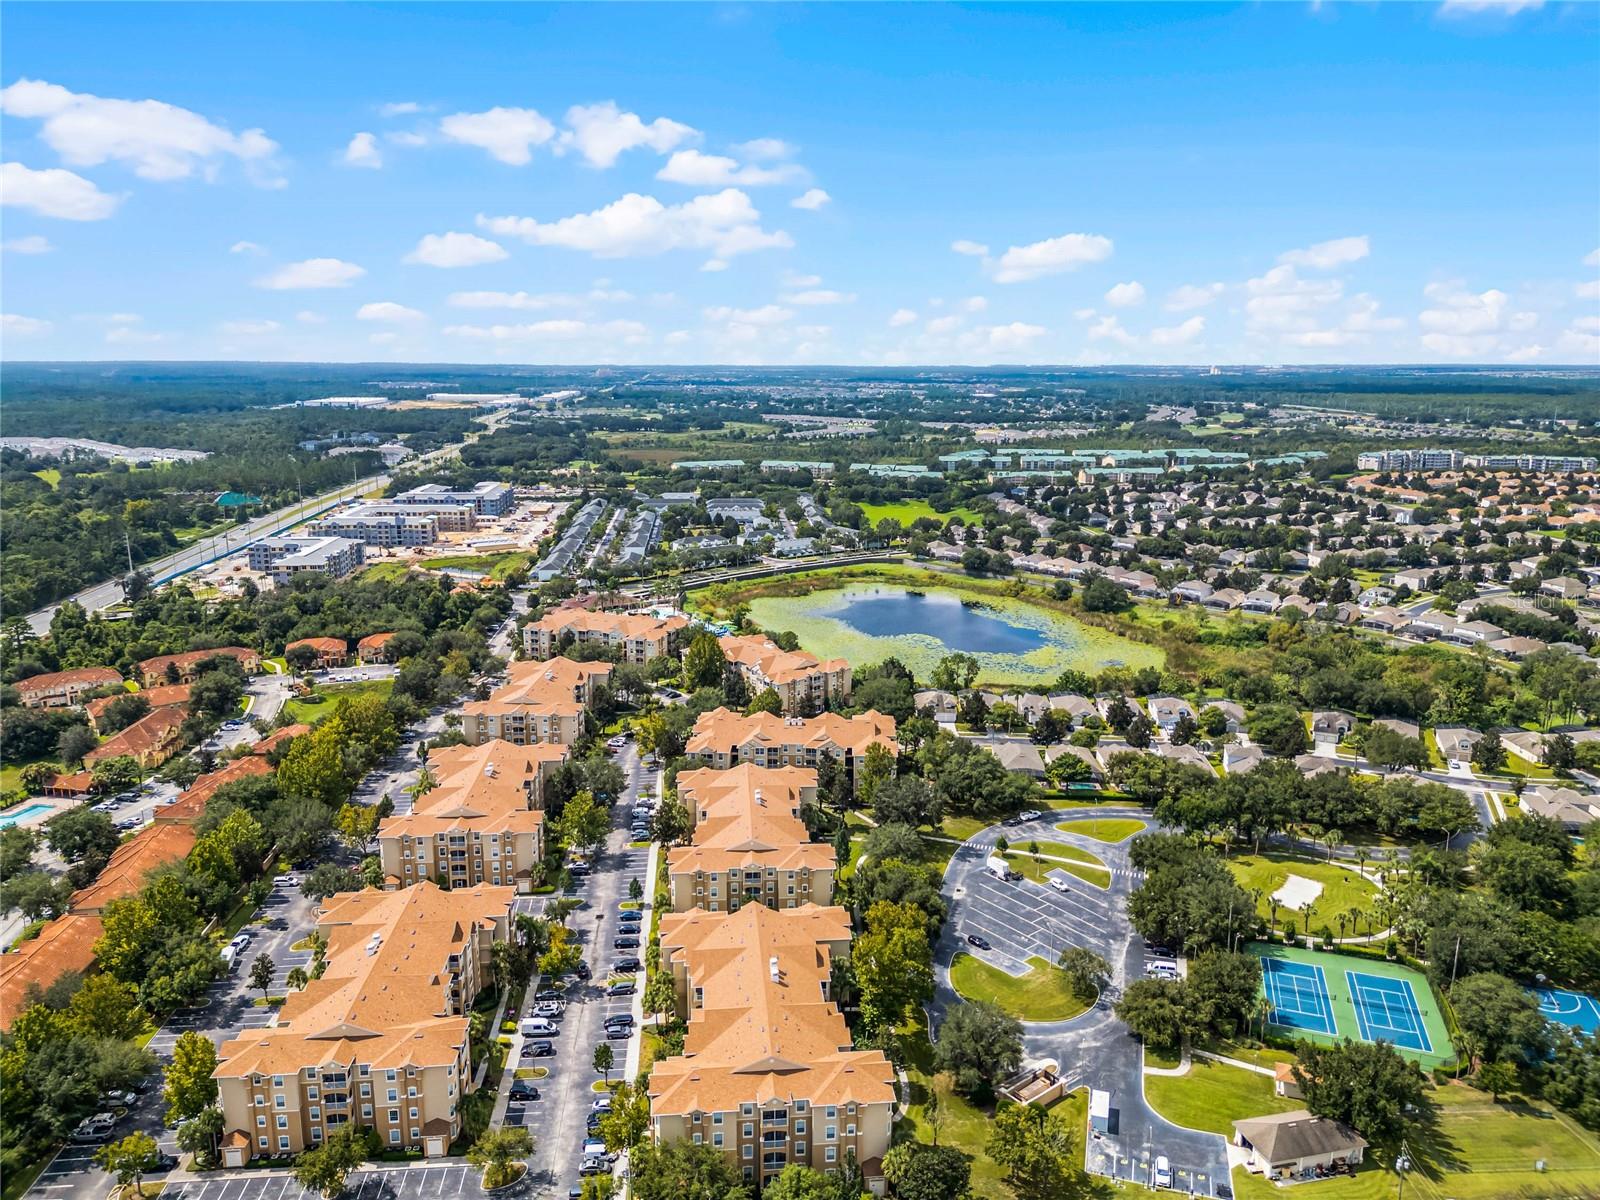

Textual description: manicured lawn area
[1226,853,1377,930]
[1052,816,1146,842]
[1001,846,1111,889]
[358,561,413,584]
[284,679,395,725]
[1144,1056,1299,1136]
[948,953,1093,1021]
[858,499,983,527]
[940,815,990,841]
[32,468,60,489]
[1485,754,1554,781]
[895,1015,1011,1199]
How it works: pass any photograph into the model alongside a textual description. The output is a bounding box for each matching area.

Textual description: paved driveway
[932,808,1233,1198]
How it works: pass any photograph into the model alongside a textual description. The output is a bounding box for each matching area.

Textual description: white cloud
[1105,281,1145,308]
[1418,281,1508,336]
[2,235,52,254]
[444,318,649,343]
[991,233,1113,283]
[357,301,426,323]
[1278,235,1370,270]
[1439,0,1543,12]
[951,239,989,257]
[387,130,429,148]
[0,161,121,220]
[782,272,822,287]
[704,304,792,326]
[403,231,508,268]
[1087,314,1135,346]
[1165,282,1224,311]
[295,310,326,324]
[1148,316,1205,346]
[220,319,280,335]
[700,258,729,272]
[342,132,382,169]
[963,296,989,313]
[2,313,52,336]
[479,189,792,261]
[229,240,265,255]
[1558,326,1600,357]
[783,289,855,306]
[0,78,277,182]
[981,322,1046,352]
[926,315,963,335]
[656,149,802,187]
[790,188,831,211]
[254,257,366,289]
[1505,344,1546,362]
[1244,264,1344,332]
[736,138,795,161]
[1576,280,1600,301]
[1585,248,1600,268]
[888,308,918,328]
[379,102,423,117]
[559,102,697,168]
[439,106,555,165]
[448,287,631,311]
[1575,316,1600,333]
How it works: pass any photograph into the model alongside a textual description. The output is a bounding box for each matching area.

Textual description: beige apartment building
[461,657,614,747]
[718,635,851,716]
[649,903,896,1191]
[523,609,690,664]
[214,883,514,1166]
[669,763,835,911]
[13,666,125,708]
[685,708,899,780]
[378,739,566,892]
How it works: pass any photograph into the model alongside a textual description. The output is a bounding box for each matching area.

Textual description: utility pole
[1395,1139,1413,1200]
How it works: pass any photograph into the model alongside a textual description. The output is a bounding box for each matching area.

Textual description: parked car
[603,1014,635,1029]
[146,1150,179,1174]
[519,1018,558,1037]
[605,736,627,752]
[70,1114,117,1143]
[592,1097,613,1112]
[106,1090,137,1108]
[509,1081,541,1101]
[1153,1155,1172,1188]
[607,980,636,997]
[582,1138,612,1159]
[613,936,640,950]
[578,1157,610,1177]
[612,957,641,973]
[966,933,992,950]
[522,1040,555,1058]
[1049,877,1071,893]
[532,1001,563,1018]
[606,1025,632,1040]
[535,988,565,1002]
[618,910,643,924]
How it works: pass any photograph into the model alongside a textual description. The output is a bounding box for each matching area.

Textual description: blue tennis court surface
[1534,987,1600,1036]
[1262,957,1336,1036]
[1347,971,1431,1053]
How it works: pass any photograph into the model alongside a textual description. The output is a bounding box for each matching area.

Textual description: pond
[744,583,1163,686]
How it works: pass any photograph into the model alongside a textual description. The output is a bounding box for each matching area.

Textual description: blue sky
[2,1,1596,365]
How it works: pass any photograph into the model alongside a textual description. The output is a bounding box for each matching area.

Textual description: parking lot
[162,1164,481,1200]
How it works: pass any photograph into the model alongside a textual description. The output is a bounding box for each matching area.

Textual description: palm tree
[467,1128,533,1191]
[1324,828,1342,862]
[1335,911,1348,942]
[1268,898,1280,938]
[286,966,309,991]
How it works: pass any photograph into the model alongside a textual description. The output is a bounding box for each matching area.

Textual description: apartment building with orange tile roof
[136,646,260,686]
[377,740,564,892]
[357,632,398,663]
[286,637,349,668]
[83,704,187,770]
[158,755,275,825]
[523,609,690,664]
[685,708,898,780]
[14,666,125,709]
[668,763,834,912]
[461,657,613,748]
[253,723,312,756]
[69,822,198,913]
[0,911,104,1031]
[86,683,190,732]
[718,635,851,716]
[649,903,895,1190]
[214,881,514,1166]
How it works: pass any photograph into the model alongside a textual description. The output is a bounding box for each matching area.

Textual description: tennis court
[1535,986,1600,1036]
[1261,957,1337,1036]
[1347,970,1432,1053]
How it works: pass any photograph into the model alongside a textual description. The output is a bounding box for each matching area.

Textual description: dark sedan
[966,933,992,950]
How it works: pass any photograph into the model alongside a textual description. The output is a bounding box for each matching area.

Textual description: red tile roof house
[14,666,125,709]
[137,646,261,687]
[285,637,349,669]
[357,631,398,663]
[86,683,191,733]
[83,705,188,770]
[0,912,104,1031]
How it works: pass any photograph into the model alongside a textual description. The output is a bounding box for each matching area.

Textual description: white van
[519,1018,558,1037]
[220,944,239,972]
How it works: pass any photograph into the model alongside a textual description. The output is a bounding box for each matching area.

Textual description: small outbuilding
[1233,1110,1366,1181]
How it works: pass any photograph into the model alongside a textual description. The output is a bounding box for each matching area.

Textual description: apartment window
[794,1100,807,1112]
[409,1107,419,1120]
[386,1070,396,1081]
[796,1120,806,1135]
[256,1116,266,1128]
[825,1126,836,1141]
[742,1146,754,1160]
[388,1089,398,1102]
[411,1128,420,1139]
[795,1142,806,1156]
[310,1108,320,1121]
[712,1113,723,1125]
[274,1096,285,1109]
[847,1103,857,1115]
[272,1077,284,1088]
[362,1105,373,1118]
[692,1133,702,1145]
[389,1109,399,1123]
[276,1116,287,1129]
[359,1065,370,1076]
[390,1130,401,1144]
[825,1148,837,1164]
[360,1084,371,1097]
[279,1137,290,1152]
[712,1133,724,1148]
[307,1088,319,1101]
[743,1123,754,1138]
[311,1128,323,1142]
[259,1137,268,1149]
[742,1105,755,1117]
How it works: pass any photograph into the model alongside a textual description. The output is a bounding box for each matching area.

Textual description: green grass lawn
[939,815,990,841]
[358,561,414,584]
[1052,816,1146,842]
[417,550,533,580]
[1227,852,1377,930]
[948,953,1093,1021]
[1145,1056,1299,1136]
[31,468,60,489]
[284,679,395,725]
[895,1014,1020,1199]
[858,499,983,527]
[1004,841,1111,888]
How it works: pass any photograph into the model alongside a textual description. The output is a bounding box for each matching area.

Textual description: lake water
[833,589,1049,654]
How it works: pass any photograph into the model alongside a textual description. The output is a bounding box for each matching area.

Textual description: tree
[682,633,727,691]
[333,803,379,852]
[91,755,142,794]
[163,1031,219,1124]
[99,694,152,735]
[932,653,980,693]
[854,901,933,1029]
[286,965,309,991]
[761,1166,831,1200]
[856,742,897,808]
[881,1141,970,1200]
[934,1000,1022,1099]
[1451,972,1548,1064]
[628,1135,750,1200]
[1249,705,1310,757]
[746,687,782,716]
[65,974,145,1041]
[467,1126,533,1190]
[985,1102,1080,1200]
[1184,950,1263,1040]
[302,862,361,899]
[1,869,72,920]
[57,724,98,766]
[277,719,355,808]
[1080,576,1132,613]
[293,1123,369,1198]
[1477,1059,1519,1102]
[45,804,120,862]
[596,1080,652,1154]
[1170,711,1199,746]
[1115,979,1190,1050]
[651,797,693,846]
[0,824,39,877]
[644,968,678,1023]
[1124,713,1155,749]
[176,1106,224,1168]
[96,1131,160,1197]
[557,790,610,854]
[1471,730,1507,774]
[872,775,941,829]
[249,953,274,1002]
[592,1040,614,1082]
[1057,946,1111,998]
[1293,1039,1426,1143]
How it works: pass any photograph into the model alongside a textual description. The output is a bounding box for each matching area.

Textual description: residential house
[1223,743,1266,774]
[1170,580,1214,605]
[14,666,124,709]
[86,683,190,732]
[357,633,398,663]
[286,638,349,669]
[1042,744,1103,783]
[213,882,514,1165]
[137,646,260,686]
[1309,711,1354,747]
[1202,588,1245,611]
[1155,743,1213,773]
[1519,786,1600,831]
[988,741,1046,779]
[1233,1111,1366,1181]
[1433,726,1482,770]
[1200,700,1245,733]
[1146,696,1196,735]
[0,911,104,1031]
[1047,694,1097,727]
[70,823,198,913]
[1241,589,1282,615]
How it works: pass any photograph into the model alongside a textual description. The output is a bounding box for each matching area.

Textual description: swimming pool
[0,802,53,830]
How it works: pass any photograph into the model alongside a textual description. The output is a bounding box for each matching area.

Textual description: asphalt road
[932,807,1234,1198]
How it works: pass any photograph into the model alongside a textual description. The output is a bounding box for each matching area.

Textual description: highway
[21,409,513,636]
